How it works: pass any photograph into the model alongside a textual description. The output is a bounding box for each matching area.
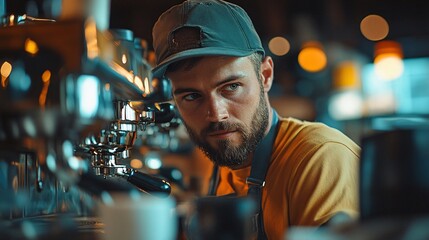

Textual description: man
[151,0,360,239]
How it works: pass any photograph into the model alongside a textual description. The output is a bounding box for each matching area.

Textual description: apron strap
[247,109,279,240]
[208,163,219,196]
[207,109,280,240]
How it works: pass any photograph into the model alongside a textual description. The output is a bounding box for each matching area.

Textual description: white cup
[98,193,178,240]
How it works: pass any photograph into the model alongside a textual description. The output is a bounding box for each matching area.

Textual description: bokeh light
[1,61,12,88]
[298,41,327,72]
[39,70,51,107]
[374,40,404,80]
[134,75,144,91]
[329,90,363,120]
[268,36,291,56]
[333,61,361,90]
[375,54,404,80]
[130,159,144,169]
[24,38,39,55]
[78,75,100,118]
[41,70,51,83]
[360,14,389,41]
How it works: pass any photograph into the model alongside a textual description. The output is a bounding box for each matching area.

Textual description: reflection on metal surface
[144,77,151,95]
[0,151,89,220]
[1,61,12,86]
[0,18,128,225]
[78,75,101,118]
[38,70,51,107]
[24,38,39,55]
[84,19,99,59]
[134,75,144,91]
[110,61,134,83]
[121,54,127,64]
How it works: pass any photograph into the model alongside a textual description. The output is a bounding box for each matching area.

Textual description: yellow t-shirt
[216,117,360,239]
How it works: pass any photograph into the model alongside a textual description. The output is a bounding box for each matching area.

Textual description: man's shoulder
[276,117,360,152]
[278,117,338,138]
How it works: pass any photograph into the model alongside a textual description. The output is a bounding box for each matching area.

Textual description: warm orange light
[130,159,143,169]
[84,18,99,59]
[110,61,134,83]
[25,38,39,55]
[360,14,389,41]
[144,77,151,95]
[134,75,144,91]
[41,70,51,83]
[374,53,404,80]
[1,61,12,78]
[333,61,360,90]
[148,51,156,66]
[1,61,12,88]
[298,42,327,72]
[374,40,404,80]
[0,61,12,78]
[39,70,51,107]
[374,40,403,58]
[1,76,7,88]
[268,36,290,56]
[9,15,15,25]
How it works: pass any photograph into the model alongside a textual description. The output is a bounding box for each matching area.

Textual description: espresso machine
[74,28,176,194]
[0,4,177,239]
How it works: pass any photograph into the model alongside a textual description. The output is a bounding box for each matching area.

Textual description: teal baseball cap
[151,0,265,78]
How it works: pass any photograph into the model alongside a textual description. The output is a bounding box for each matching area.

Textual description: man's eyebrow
[172,73,247,95]
[173,87,198,95]
[217,73,246,86]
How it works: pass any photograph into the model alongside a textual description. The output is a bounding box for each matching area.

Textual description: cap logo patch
[169,27,202,55]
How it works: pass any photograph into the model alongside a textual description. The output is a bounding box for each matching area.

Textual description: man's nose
[205,96,229,122]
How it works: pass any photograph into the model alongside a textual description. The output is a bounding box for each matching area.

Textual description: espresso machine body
[0,11,177,238]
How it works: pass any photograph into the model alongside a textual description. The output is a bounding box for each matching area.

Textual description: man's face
[167,56,269,168]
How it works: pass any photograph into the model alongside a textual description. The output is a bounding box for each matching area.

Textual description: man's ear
[261,56,274,92]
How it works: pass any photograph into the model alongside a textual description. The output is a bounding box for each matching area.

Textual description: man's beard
[184,89,269,168]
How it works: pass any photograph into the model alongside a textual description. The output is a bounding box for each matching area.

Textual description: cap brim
[152,47,260,78]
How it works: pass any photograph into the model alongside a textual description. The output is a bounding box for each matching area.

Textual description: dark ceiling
[5,0,429,97]
[109,0,429,59]
[6,0,429,61]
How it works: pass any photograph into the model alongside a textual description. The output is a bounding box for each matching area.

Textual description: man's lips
[207,130,237,138]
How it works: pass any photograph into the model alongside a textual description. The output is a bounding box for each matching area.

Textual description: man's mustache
[201,122,242,136]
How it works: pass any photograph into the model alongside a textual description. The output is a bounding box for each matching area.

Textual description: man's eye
[183,93,200,101]
[226,83,240,91]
